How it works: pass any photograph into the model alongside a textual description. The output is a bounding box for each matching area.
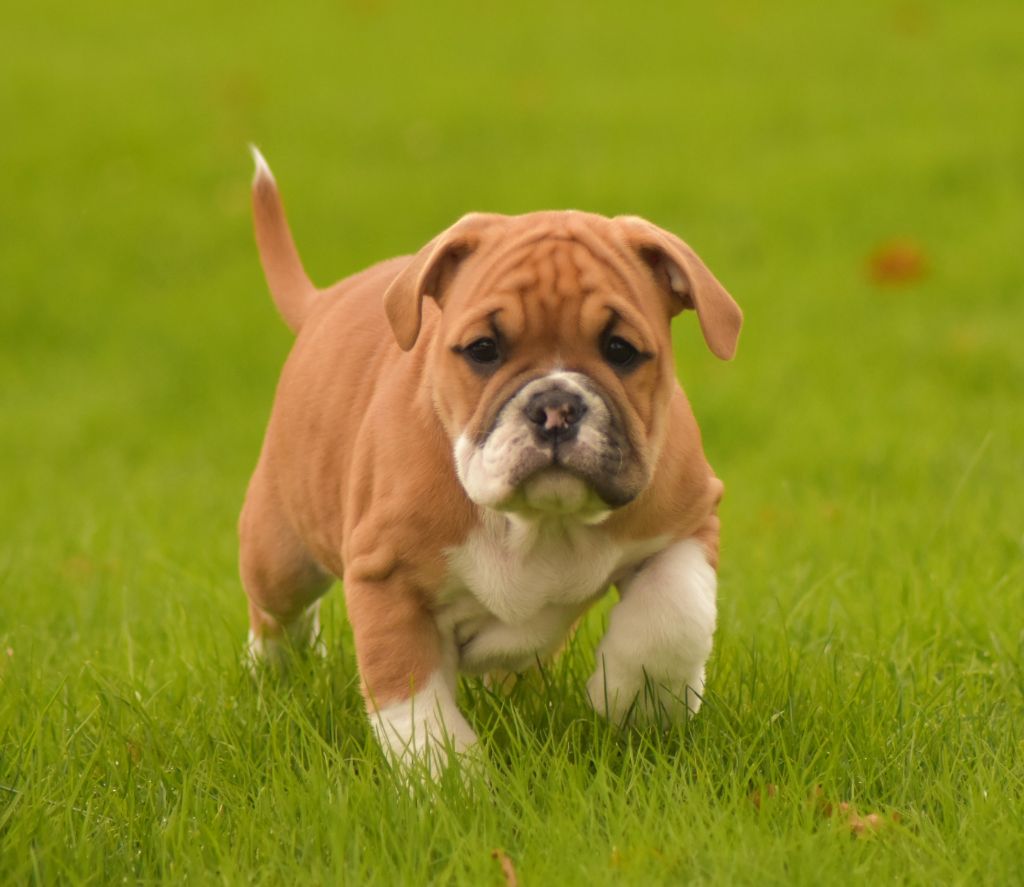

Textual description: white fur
[245,600,325,669]
[586,538,716,723]
[455,432,516,509]
[249,143,275,185]
[370,670,478,775]
[665,260,689,297]
[443,510,667,673]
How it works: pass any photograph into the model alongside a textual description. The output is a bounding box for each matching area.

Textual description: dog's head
[383,212,741,519]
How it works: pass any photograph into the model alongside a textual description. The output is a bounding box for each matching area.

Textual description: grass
[2,0,1023,882]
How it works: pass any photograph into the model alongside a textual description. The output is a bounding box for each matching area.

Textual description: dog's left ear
[384,213,502,351]
[616,216,743,360]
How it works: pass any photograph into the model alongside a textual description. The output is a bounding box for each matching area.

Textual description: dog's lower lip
[527,463,637,510]
[522,463,595,495]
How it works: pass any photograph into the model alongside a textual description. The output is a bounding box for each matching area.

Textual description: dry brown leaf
[809,786,899,837]
[809,784,831,816]
[491,849,518,887]
[848,812,886,837]
[750,783,778,810]
[867,238,928,285]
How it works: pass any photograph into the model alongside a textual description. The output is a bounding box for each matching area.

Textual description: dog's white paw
[587,656,704,725]
[370,672,480,780]
[586,537,716,725]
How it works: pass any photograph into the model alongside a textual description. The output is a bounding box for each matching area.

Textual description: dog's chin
[523,468,597,513]
[487,468,611,522]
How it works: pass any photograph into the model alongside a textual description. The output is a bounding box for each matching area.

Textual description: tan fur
[249,147,317,333]
[240,158,741,712]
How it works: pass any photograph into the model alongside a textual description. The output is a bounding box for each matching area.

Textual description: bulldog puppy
[240,149,742,774]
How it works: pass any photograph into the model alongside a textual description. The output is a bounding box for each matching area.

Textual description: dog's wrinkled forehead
[456,234,639,343]
[480,228,616,297]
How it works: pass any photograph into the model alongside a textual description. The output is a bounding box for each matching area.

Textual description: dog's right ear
[383,214,501,351]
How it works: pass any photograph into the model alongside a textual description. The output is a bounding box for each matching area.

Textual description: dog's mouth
[501,440,639,516]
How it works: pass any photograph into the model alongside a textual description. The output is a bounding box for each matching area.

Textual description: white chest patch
[441,511,666,673]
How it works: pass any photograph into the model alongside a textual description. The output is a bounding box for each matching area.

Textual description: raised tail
[249,146,317,333]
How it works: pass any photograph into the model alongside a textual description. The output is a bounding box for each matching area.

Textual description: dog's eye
[463,337,500,365]
[603,336,639,368]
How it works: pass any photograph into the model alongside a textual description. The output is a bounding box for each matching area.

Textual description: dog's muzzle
[454,371,647,515]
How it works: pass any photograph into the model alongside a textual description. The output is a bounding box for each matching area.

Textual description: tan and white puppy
[240,149,742,774]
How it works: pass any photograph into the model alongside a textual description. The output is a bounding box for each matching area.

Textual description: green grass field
[2,1,1023,883]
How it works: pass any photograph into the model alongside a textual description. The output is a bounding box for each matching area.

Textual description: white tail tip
[249,144,275,185]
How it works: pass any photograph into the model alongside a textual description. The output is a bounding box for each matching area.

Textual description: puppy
[240,149,742,773]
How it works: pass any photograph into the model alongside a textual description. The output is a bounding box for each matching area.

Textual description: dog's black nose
[524,389,587,443]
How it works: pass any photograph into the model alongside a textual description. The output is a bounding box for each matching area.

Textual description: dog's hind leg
[239,470,333,668]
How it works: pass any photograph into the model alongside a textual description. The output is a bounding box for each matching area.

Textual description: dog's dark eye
[603,336,639,368]
[463,337,500,365]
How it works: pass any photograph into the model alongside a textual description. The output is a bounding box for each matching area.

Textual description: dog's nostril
[524,390,587,439]
[542,404,572,430]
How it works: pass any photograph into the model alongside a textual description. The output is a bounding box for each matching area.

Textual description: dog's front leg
[345,574,478,776]
[586,537,718,724]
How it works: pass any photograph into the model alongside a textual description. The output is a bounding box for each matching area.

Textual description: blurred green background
[1,1,1022,883]
[3,0,1020,581]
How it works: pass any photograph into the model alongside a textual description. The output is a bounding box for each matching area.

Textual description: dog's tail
[249,146,316,333]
